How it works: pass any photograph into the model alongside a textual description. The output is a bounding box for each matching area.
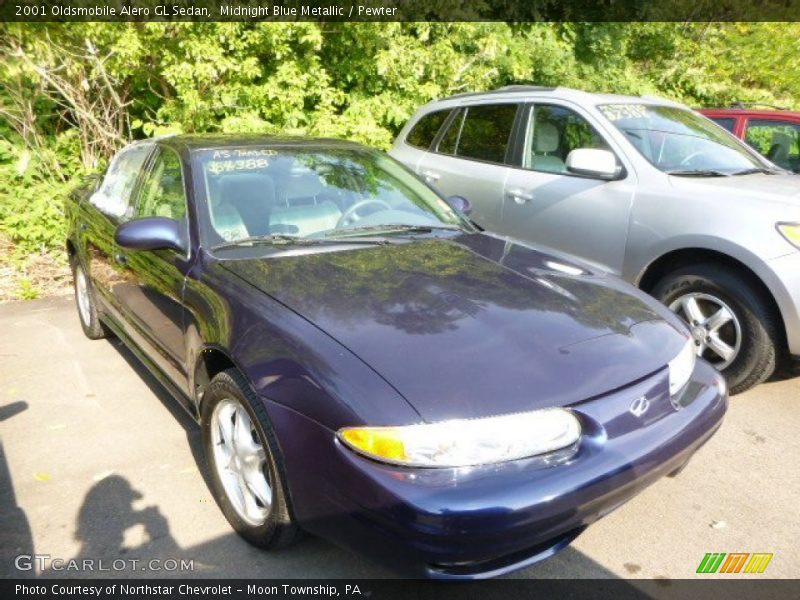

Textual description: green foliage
[15,278,39,300]
[1,22,799,264]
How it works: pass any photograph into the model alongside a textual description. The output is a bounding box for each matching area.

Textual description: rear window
[454,104,518,163]
[406,110,450,149]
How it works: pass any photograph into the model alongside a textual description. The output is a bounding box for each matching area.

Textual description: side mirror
[566,149,621,180]
[446,195,472,216]
[115,217,187,254]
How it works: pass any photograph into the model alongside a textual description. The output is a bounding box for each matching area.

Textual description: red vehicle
[699,105,800,173]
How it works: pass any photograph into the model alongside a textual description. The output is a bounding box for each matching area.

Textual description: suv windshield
[599,104,768,174]
[194,146,464,247]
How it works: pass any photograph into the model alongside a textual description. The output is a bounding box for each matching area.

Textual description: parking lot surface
[1,297,798,580]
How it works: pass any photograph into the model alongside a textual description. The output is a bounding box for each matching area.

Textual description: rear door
[743,118,800,173]
[414,102,520,231]
[113,146,193,389]
[500,102,635,274]
[391,108,452,172]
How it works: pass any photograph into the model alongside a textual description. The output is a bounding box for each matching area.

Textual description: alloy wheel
[669,292,742,370]
[75,266,92,326]
[210,398,272,526]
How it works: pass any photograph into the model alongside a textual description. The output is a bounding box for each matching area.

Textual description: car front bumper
[264,360,727,579]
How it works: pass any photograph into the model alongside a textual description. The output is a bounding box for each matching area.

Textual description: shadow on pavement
[0,401,35,578]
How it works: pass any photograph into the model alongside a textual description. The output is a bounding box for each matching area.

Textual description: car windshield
[599,104,768,174]
[194,146,464,247]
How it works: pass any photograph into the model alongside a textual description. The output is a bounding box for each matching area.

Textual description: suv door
[414,103,520,231]
[82,142,153,315]
[500,103,635,274]
[114,146,193,390]
[744,118,800,173]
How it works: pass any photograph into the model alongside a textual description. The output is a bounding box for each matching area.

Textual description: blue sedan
[66,135,727,578]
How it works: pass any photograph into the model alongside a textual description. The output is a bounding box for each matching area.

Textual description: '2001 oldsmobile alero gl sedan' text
[66,135,727,578]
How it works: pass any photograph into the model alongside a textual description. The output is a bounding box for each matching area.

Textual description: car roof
[426,85,685,109]
[699,108,800,119]
[153,133,368,153]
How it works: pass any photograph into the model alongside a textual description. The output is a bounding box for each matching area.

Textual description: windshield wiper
[666,169,731,177]
[325,224,462,238]
[730,167,782,176]
[212,234,390,251]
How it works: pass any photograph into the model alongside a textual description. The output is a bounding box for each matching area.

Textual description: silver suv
[390,86,800,393]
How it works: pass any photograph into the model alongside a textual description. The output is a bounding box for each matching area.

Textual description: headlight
[668,338,697,395]
[338,408,581,468]
[777,223,800,249]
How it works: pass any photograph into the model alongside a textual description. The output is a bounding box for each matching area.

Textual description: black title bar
[2,0,800,22]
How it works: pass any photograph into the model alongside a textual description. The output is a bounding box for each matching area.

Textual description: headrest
[535,122,560,153]
[218,173,275,205]
[281,174,324,201]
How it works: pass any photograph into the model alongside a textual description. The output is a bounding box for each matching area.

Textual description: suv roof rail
[445,85,557,100]
[730,101,789,111]
[495,85,557,93]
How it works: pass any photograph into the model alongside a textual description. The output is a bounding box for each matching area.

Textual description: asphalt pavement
[1,297,798,581]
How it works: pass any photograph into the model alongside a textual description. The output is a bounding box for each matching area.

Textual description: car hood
[669,173,800,208]
[221,234,687,423]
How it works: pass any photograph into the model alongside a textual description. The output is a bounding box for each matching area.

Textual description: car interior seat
[531,122,566,173]
[217,173,277,236]
[766,132,792,170]
[211,203,250,242]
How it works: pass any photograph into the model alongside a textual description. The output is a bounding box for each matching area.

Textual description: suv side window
[136,147,188,222]
[523,104,610,174]
[449,104,518,164]
[406,109,451,149]
[745,119,800,172]
[90,143,153,219]
[437,108,465,155]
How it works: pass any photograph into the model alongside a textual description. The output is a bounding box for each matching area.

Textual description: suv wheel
[201,369,300,549]
[652,263,779,395]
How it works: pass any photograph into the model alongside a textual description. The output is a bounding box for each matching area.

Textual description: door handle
[507,188,534,204]
[115,254,128,265]
[421,170,440,183]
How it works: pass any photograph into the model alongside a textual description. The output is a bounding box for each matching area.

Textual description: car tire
[652,263,779,395]
[72,261,110,340]
[201,369,300,549]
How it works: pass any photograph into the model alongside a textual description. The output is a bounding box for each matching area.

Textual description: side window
[453,104,518,163]
[437,108,464,155]
[406,110,451,149]
[710,117,736,133]
[745,119,800,172]
[89,143,152,219]
[524,105,610,174]
[136,148,188,221]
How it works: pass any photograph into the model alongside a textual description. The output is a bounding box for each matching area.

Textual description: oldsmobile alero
[65,135,727,578]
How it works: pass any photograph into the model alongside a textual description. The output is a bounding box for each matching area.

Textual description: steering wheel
[679,151,713,167]
[337,199,392,228]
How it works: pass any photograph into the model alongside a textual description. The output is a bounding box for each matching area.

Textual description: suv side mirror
[446,195,472,216]
[115,217,187,254]
[566,149,621,180]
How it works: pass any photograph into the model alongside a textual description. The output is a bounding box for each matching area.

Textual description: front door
[114,146,193,390]
[500,103,636,275]
[744,118,800,173]
[82,142,154,318]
